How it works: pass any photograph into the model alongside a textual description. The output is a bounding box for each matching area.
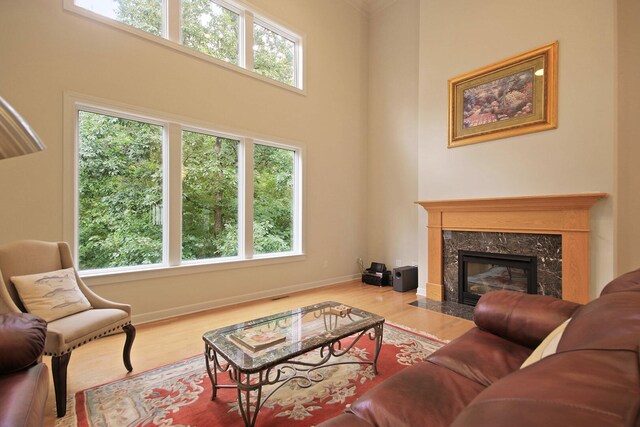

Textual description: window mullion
[167,0,181,42]
[244,11,254,71]
[243,138,254,259]
[167,123,182,266]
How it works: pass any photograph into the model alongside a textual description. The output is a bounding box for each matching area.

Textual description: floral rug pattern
[57,323,444,427]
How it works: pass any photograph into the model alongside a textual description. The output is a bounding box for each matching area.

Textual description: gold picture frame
[448,41,558,148]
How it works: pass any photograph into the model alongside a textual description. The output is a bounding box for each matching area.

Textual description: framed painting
[448,41,558,148]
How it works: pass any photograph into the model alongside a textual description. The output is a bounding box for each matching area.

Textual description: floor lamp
[0,96,46,159]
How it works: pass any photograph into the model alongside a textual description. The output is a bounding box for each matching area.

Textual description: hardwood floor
[44,280,473,426]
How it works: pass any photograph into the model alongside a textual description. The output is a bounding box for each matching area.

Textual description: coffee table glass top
[202,301,384,372]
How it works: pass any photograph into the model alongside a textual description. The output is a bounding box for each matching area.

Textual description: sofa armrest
[0,313,47,374]
[473,291,581,349]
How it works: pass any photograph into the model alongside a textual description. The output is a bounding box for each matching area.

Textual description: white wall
[418,0,617,297]
[0,0,369,322]
[617,0,640,275]
[367,0,420,270]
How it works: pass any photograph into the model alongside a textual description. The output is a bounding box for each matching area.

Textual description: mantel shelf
[416,193,607,212]
[415,193,608,304]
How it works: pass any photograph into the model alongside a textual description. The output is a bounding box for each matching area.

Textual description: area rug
[56,323,445,427]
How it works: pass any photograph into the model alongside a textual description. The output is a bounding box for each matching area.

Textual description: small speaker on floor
[392,266,418,292]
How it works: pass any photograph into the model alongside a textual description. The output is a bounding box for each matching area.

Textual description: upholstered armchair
[0,240,135,417]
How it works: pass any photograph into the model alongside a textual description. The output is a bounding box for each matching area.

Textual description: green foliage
[78,111,163,270]
[181,0,240,64]
[116,0,163,36]
[182,131,239,260]
[253,23,295,86]
[254,144,294,254]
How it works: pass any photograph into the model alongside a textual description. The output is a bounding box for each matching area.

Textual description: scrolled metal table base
[204,322,384,427]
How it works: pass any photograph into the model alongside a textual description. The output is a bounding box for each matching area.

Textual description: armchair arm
[57,242,131,315]
[473,291,581,349]
[0,313,47,374]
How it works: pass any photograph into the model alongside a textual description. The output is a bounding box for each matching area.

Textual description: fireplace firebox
[458,250,537,306]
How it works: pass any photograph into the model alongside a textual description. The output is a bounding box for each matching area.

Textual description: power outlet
[395,259,402,267]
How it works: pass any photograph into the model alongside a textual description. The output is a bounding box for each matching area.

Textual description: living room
[0,0,639,426]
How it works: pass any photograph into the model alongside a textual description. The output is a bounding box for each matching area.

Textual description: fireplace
[416,193,607,304]
[458,250,537,306]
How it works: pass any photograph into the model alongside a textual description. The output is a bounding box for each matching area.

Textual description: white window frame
[252,17,301,88]
[63,93,305,284]
[63,0,305,93]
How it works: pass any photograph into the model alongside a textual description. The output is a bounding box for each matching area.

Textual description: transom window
[74,102,302,273]
[67,0,303,89]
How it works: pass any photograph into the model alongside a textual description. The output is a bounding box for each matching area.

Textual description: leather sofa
[320,268,640,427]
[0,313,49,427]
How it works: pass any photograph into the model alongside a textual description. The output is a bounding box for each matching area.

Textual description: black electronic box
[362,262,391,286]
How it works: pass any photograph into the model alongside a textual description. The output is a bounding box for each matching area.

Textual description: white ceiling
[346,0,397,17]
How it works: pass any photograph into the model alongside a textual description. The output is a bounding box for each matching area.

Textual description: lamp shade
[0,96,46,160]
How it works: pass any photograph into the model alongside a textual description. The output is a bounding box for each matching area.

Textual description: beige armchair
[0,240,135,417]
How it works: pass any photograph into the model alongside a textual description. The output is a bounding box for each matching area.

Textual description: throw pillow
[520,318,571,369]
[11,268,92,322]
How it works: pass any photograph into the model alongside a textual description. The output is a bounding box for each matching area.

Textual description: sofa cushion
[0,363,49,427]
[452,349,640,427]
[11,267,92,322]
[520,318,570,369]
[428,327,531,386]
[348,361,486,427]
[0,313,47,374]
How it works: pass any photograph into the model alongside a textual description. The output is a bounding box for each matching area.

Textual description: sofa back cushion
[600,267,640,296]
[557,286,640,353]
[452,348,640,427]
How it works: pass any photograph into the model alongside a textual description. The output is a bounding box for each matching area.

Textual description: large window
[254,144,294,254]
[78,111,164,270]
[73,103,301,274]
[68,0,303,89]
[182,130,239,260]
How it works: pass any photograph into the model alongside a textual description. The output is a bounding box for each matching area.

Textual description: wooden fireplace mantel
[416,193,607,304]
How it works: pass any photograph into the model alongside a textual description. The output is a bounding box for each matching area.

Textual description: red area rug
[58,323,445,427]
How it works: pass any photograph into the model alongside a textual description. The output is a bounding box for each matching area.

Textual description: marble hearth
[417,193,606,304]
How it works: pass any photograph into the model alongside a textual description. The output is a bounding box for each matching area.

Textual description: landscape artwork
[448,42,558,147]
[462,69,534,129]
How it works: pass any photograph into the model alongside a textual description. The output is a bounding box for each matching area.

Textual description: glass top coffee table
[202,301,385,426]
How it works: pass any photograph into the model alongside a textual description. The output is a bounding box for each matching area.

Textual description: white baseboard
[131,274,360,325]
[416,286,427,297]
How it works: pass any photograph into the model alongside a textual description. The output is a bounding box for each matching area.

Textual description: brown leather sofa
[320,268,640,427]
[0,313,49,427]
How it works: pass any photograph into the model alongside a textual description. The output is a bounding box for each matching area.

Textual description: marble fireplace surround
[417,193,607,304]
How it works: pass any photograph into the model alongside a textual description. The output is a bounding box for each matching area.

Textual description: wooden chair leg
[52,352,72,417]
[123,324,136,372]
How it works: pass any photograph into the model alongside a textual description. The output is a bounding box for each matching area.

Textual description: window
[75,0,164,36]
[78,110,164,270]
[253,21,296,87]
[71,100,302,274]
[69,0,303,90]
[254,144,294,254]
[181,0,240,65]
[182,130,239,260]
